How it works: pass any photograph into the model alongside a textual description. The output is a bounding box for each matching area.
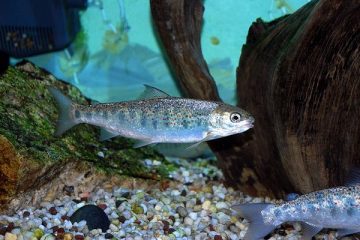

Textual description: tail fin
[48,86,78,136]
[232,203,277,240]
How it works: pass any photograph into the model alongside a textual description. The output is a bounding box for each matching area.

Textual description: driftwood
[151,0,360,197]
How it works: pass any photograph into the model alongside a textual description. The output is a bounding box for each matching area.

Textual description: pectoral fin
[186,133,214,150]
[301,222,322,240]
[100,128,120,141]
[337,228,359,238]
[344,168,360,187]
[133,139,156,148]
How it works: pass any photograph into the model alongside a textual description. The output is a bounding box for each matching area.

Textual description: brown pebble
[160,180,170,191]
[209,224,215,231]
[74,235,84,240]
[162,220,170,231]
[49,207,58,215]
[52,226,59,233]
[61,215,70,221]
[56,227,65,238]
[118,215,126,223]
[214,235,223,240]
[0,226,6,236]
[6,222,14,232]
[168,216,175,224]
[80,197,88,202]
[97,203,107,210]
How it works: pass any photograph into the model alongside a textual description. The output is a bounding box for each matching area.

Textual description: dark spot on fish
[118,111,125,122]
[85,112,92,118]
[129,110,136,119]
[274,209,281,217]
[103,111,108,120]
[197,118,202,127]
[141,114,147,127]
[330,206,337,217]
[182,120,189,129]
[152,120,158,130]
[347,207,355,216]
[75,110,81,118]
[307,204,315,212]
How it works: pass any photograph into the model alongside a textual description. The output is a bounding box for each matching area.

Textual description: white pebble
[4,233,17,240]
[215,202,228,209]
[76,202,85,209]
[184,217,193,226]
[110,211,119,219]
[202,200,211,210]
[64,220,72,229]
[188,212,197,221]
[109,223,119,232]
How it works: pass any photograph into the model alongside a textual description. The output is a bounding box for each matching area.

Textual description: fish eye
[230,112,241,123]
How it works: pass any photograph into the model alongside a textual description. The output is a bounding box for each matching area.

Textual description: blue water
[21,0,309,104]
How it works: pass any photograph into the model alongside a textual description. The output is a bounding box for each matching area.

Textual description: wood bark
[151,0,360,197]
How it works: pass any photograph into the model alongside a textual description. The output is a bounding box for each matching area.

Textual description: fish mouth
[238,119,254,132]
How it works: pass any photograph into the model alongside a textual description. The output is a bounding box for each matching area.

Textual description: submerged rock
[0,61,173,214]
[70,205,110,232]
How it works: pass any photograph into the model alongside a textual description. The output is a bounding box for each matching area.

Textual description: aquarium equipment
[0,0,87,58]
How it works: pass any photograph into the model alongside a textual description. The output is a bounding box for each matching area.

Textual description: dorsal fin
[137,84,170,100]
[344,168,360,187]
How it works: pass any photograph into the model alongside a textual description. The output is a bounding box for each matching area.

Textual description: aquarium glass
[17,0,309,104]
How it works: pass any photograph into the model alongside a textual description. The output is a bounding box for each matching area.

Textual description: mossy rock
[0,61,174,212]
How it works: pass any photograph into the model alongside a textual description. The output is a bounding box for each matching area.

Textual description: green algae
[0,62,175,180]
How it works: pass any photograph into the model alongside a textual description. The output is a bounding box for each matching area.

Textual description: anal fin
[301,222,322,240]
[100,128,120,141]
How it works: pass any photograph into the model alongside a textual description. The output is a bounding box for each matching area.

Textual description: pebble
[40,234,56,240]
[202,200,211,210]
[183,217,193,226]
[4,233,16,240]
[70,205,110,231]
[176,207,188,218]
[188,212,197,221]
[64,233,73,240]
[0,157,330,240]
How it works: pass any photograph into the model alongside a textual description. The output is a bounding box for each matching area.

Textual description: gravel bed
[0,157,340,240]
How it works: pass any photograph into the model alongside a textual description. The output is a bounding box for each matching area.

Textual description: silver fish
[232,172,360,240]
[48,85,254,147]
